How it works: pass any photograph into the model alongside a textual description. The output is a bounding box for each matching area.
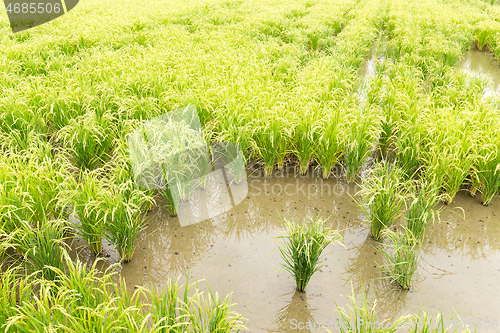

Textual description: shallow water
[71,164,500,332]
[457,47,500,99]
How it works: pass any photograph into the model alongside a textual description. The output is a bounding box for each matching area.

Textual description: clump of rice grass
[356,160,407,241]
[344,111,378,183]
[102,181,154,263]
[62,170,107,255]
[292,111,318,176]
[274,215,343,292]
[475,137,500,205]
[408,309,473,333]
[57,111,116,171]
[313,111,344,179]
[14,218,70,282]
[252,116,290,176]
[376,228,420,290]
[405,181,441,245]
[332,282,411,333]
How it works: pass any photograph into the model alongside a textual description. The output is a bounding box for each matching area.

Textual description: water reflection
[271,291,317,333]
[457,47,500,100]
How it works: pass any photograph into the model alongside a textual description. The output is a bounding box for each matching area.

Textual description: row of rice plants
[0,250,246,332]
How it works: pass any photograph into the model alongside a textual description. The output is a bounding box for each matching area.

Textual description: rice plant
[332,282,411,333]
[14,218,70,282]
[61,170,107,255]
[102,181,154,263]
[408,310,473,333]
[57,111,116,171]
[292,111,319,176]
[252,116,290,176]
[185,284,247,333]
[405,181,441,245]
[475,136,500,205]
[376,228,420,290]
[313,111,344,179]
[274,215,343,292]
[356,160,407,241]
[344,111,379,183]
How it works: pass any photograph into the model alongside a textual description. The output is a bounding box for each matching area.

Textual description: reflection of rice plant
[332,283,410,333]
[275,215,342,292]
[376,229,420,290]
[313,113,343,180]
[356,161,407,241]
[103,182,153,263]
[63,170,106,255]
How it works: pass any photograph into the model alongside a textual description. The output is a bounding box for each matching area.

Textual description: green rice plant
[102,181,154,263]
[332,282,411,333]
[274,215,343,292]
[252,116,290,176]
[395,119,422,180]
[376,228,420,290]
[355,160,407,241]
[14,218,70,282]
[142,277,190,333]
[408,310,473,333]
[57,111,116,171]
[185,283,247,333]
[313,111,344,179]
[61,170,107,255]
[344,111,379,183]
[441,145,475,205]
[405,182,441,245]
[474,136,500,205]
[292,111,319,176]
[0,266,35,332]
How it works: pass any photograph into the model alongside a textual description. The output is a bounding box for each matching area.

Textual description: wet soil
[71,164,500,332]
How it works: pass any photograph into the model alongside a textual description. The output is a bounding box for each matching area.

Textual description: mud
[70,163,500,332]
[457,47,500,99]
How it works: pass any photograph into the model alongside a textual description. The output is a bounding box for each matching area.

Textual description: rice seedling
[274,215,343,292]
[313,111,344,179]
[332,282,411,333]
[376,228,420,290]
[102,181,154,263]
[344,111,379,183]
[355,160,407,241]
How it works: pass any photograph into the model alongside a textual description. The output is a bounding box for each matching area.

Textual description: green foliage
[356,161,408,241]
[275,215,342,292]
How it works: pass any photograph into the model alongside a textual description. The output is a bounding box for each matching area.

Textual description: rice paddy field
[3,0,500,331]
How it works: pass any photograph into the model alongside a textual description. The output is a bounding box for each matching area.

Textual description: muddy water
[72,164,500,332]
[457,47,500,99]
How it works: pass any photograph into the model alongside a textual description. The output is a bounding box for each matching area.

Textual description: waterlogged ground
[70,163,500,332]
[68,48,500,332]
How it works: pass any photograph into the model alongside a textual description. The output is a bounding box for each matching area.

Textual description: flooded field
[71,164,500,332]
[457,47,500,99]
